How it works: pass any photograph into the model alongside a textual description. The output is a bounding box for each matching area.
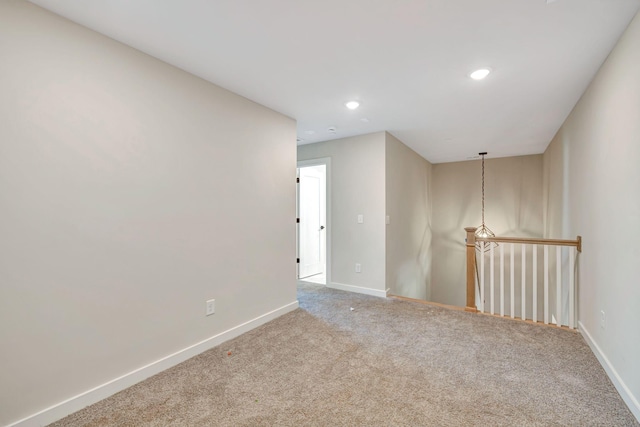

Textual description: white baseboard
[579,321,640,422]
[9,300,299,427]
[327,281,389,298]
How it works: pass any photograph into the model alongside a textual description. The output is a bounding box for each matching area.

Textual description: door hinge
[296,177,300,183]
[296,258,300,264]
[296,218,300,223]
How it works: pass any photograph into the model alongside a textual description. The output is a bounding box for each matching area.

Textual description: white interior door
[299,165,325,279]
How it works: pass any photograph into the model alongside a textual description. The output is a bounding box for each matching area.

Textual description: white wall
[385,133,433,300]
[431,155,544,307]
[543,11,640,419]
[297,133,387,296]
[0,2,297,425]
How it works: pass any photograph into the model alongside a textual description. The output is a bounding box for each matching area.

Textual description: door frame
[297,157,331,286]
[298,164,324,279]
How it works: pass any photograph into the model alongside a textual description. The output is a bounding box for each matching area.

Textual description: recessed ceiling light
[328,126,337,133]
[470,68,491,80]
[345,101,360,110]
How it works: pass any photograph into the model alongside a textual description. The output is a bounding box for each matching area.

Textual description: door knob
[320,225,325,230]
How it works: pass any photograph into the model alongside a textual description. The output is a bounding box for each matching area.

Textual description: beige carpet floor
[50,282,638,426]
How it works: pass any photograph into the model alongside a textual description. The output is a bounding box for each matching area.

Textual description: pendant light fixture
[475,152,496,252]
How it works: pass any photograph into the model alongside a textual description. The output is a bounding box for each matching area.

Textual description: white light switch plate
[206,299,215,316]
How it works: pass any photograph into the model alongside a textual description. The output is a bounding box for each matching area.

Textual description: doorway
[297,158,330,285]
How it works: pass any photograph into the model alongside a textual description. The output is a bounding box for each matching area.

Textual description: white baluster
[500,244,504,317]
[533,244,537,323]
[510,243,515,318]
[544,245,549,325]
[569,248,575,329]
[556,246,562,327]
[490,243,495,315]
[521,243,526,320]
[480,241,485,313]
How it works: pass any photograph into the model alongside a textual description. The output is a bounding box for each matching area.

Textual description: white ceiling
[29,0,640,163]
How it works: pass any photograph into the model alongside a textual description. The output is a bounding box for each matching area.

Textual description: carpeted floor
[50,282,638,426]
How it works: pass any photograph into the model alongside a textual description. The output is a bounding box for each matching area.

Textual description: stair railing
[465,227,582,328]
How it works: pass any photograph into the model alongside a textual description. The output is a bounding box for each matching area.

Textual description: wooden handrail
[476,235,582,253]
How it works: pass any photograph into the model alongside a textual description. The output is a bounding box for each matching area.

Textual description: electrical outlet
[206,299,215,316]
[355,263,361,273]
[600,310,605,328]
[357,214,364,224]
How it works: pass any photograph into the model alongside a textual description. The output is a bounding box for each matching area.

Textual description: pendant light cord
[475,151,494,249]
[481,153,485,227]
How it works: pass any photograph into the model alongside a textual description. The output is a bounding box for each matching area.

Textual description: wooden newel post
[464,227,478,313]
